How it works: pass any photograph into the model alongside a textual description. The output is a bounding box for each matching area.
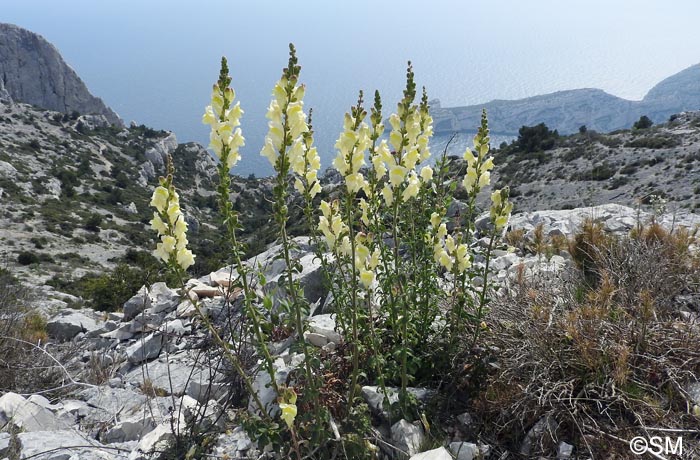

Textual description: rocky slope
[0,23,122,126]
[432,63,700,135]
[460,111,700,213]
[0,99,276,290]
[1,204,698,460]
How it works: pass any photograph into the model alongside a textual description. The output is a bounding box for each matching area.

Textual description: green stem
[346,191,361,409]
[471,228,497,349]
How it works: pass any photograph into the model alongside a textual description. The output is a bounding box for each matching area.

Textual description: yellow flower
[372,154,387,178]
[388,113,401,131]
[154,242,170,262]
[320,200,331,218]
[389,165,407,187]
[420,165,433,183]
[273,81,287,107]
[445,235,456,253]
[336,131,358,157]
[333,153,349,176]
[176,234,189,251]
[150,213,168,235]
[494,214,509,231]
[161,235,177,254]
[150,187,169,212]
[318,217,334,247]
[226,103,243,126]
[211,92,224,116]
[261,139,278,167]
[359,269,375,288]
[402,171,420,201]
[433,243,443,262]
[478,142,489,158]
[292,84,305,102]
[355,242,370,269]
[202,106,217,126]
[478,170,491,188]
[167,203,182,224]
[279,403,297,429]
[173,218,188,239]
[176,247,196,270]
[287,102,309,138]
[463,148,475,166]
[309,181,321,198]
[266,100,282,124]
[438,250,453,271]
[456,244,470,273]
[463,168,477,190]
[345,172,366,194]
[378,141,394,166]
[389,131,403,151]
[404,147,419,170]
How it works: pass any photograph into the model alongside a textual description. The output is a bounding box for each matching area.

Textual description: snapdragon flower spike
[490,187,513,231]
[428,209,471,274]
[333,92,371,194]
[353,233,380,288]
[292,110,322,198]
[433,230,471,274]
[416,88,434,163]
[462,109,494,194]
[149,174,195,271]
[318,200,348,249]
[260,44,310,171]
[379,63,435,204]
[202,57,245,169]
[367,90,387,181]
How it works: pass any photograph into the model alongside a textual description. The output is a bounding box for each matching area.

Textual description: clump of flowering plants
[149,45,512,459]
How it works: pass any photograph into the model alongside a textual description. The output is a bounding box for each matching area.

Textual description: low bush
[17,250,39,265]
[626,136,679,149]
[473,221,700,458]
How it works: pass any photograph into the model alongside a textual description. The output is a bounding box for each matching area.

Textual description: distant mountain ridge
[432,63,700,135]
[0,23,122,126]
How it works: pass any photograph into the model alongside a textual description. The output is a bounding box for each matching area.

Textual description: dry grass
[455,222,700,458]
[0,268,78,395]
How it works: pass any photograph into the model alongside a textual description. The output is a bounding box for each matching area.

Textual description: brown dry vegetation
[459,220,700,458]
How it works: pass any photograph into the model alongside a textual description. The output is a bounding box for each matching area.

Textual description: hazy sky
[3,0,700,174]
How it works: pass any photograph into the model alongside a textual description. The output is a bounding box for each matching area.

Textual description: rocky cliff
[0,23,122,126]
[432,63,700,135]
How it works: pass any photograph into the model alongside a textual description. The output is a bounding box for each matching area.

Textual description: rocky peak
[0,23,122,126]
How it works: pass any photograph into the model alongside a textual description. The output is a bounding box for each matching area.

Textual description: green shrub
[626,136,678,149]
[17,251,39,265]
[83,213,103,232]
[516,122,559,153]
[632,114,653,130]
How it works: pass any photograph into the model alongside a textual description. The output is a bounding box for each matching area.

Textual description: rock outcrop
[0,23,122,126]
[432,62,700,135]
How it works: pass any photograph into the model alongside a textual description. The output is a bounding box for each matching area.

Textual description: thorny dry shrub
[463,223,700,459]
